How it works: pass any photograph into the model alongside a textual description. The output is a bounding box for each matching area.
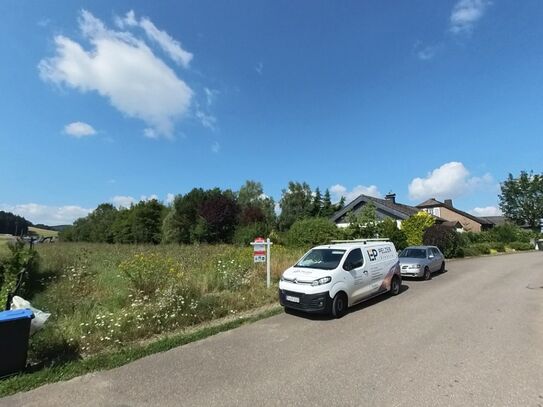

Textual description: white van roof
[314,239,393,250]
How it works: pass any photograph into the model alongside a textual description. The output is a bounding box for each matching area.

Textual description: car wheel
[423,266,431,281]
[331,292,348,318]
[440,262,446,273]
[390,275,401,296]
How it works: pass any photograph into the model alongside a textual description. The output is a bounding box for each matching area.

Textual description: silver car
[399,246,445,280]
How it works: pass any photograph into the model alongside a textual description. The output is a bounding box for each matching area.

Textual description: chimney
[444,199,453,207]
[385,193,396,204]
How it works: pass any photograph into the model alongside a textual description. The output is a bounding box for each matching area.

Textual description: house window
[425,208,440,217]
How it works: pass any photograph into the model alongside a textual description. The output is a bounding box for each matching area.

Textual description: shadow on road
[284,284,410,321]
[401,268,448,282]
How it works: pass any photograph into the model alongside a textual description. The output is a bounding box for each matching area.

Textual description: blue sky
[1,0,542,225]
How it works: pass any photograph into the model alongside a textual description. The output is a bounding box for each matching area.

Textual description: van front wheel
[331,292,347,318]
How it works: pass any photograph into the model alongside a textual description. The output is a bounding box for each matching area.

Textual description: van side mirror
[343,262,353,271]
[428,254,434,259]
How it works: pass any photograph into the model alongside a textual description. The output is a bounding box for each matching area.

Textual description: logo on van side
[367,249,379,261]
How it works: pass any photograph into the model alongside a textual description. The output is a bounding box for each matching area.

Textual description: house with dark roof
[478,216,532,230]
[416,198,493,232]
[330,193,460,229]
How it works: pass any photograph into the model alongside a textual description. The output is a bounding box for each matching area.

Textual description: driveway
[2,252,543,406]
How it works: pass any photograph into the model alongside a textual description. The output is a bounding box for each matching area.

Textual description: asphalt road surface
[3,251,543,407]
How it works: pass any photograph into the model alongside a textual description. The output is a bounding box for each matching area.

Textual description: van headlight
[312,276,332,286]
[280,274,286,281]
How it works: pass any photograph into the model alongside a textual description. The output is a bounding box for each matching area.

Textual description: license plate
[285,295,300,303]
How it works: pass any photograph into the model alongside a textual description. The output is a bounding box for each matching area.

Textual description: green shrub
[423,224,462,258]
[455,247,465,258]
[118,252,185,296]
[0,240,40,301]
[401,212,435,246]
[471,243,491,255]
[462,247,480,257]
[233,223,269,245]
[488,224,531,244]
[463,231,484,244]
[286,218,339,247]
[344,203,379,239]
[508,241,533,251]
[377,218,408,251]
[489,242,506,252]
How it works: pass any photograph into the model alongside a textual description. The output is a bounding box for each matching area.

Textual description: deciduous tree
[278,181,313,230]
[499,171,543,231]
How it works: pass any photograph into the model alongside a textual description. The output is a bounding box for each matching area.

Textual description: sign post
[251,237,273,288]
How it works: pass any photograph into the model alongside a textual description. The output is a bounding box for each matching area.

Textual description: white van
[279,239,401,318]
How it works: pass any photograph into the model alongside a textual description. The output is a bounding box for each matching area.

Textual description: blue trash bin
[0,309,34,377]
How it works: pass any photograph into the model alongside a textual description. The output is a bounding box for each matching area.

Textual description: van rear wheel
[331,292,347,318]
[390,275,401,296]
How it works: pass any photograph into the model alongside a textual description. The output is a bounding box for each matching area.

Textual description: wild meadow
[11,243,304,365]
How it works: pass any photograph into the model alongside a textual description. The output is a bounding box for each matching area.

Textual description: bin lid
[0,309,34,322]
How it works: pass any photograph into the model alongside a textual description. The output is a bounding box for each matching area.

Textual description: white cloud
[139,17,193,68]
[37,18,51,28]
[408,161,493,201]
[116,10,193,68]
[274,201,281,215]
[329,184,382,204]
[255,62,263,75]
[166,193,176,205]
[211,141,220,153]
[471,206,502,217]
[140,194,159,202]
[196,110,217,130]
[115,10,137,28]
[143,128,159,139]
[0,203,92,225]
[450,0,491,34]
[111,195,136,208]
[39,10,193,139]
[415,44,439,61]
[204,87,219,107]
[111,194,163,208]
[63,121,96,138]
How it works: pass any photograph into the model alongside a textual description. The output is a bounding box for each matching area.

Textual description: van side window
[432,248,441,257]
[343,248,364,270]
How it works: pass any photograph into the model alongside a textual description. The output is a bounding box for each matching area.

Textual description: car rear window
[399,248,427,258]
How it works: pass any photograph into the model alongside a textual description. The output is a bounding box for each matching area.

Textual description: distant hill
[50,225,71,232]
[28,226,58,238]
[33,223,70,232]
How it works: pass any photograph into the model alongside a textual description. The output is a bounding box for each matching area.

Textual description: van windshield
[295,249,346,270]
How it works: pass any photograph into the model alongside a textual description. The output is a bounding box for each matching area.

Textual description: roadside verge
[0,304,282,398]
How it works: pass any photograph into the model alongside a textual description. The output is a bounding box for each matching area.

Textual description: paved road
[3,252,543,407]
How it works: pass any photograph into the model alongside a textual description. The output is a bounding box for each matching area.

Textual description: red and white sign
[250,237,273,287]
[252,237,266,262]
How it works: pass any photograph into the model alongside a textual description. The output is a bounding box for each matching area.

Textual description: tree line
[60,181,345,244]
[0,211,31,236]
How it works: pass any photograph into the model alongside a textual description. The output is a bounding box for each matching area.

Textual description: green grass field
[0,242,304,395]
[0,242,303,363]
